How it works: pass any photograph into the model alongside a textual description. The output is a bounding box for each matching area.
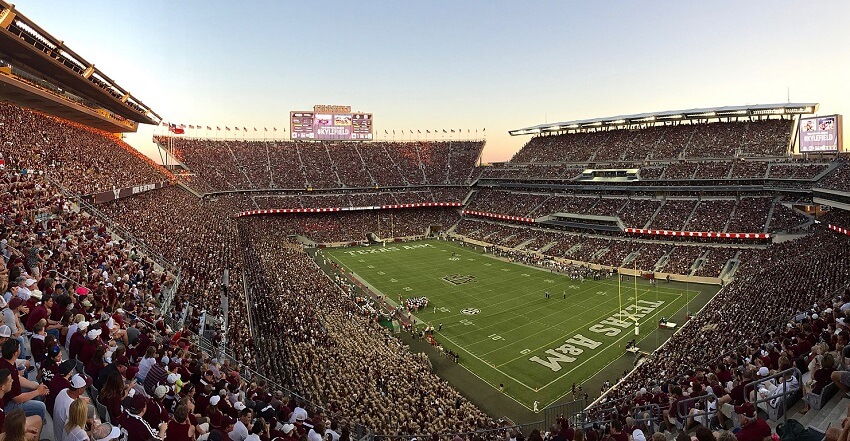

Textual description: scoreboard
[799,115,843,153]
[290,105,373,140]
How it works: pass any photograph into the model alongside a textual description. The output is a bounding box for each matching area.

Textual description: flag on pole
[264,127,268,132]
[226,127,231,131]
[234,127,240,131]
[442,129,447,133]
[207,126,212,130]
[243,127,247,131]
[168,124,184,135]
[217,126,221,131]
[254,127,257,131]
[188,125,195,129]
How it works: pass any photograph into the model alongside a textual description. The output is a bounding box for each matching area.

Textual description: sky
[15,1,850,163]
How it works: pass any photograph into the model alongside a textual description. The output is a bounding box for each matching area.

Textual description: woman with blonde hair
[62,398,90,441]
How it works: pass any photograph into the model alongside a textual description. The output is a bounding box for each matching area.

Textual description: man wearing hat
[90,422,122,441]
[143,355,170,397]
[52,373,91,440]
[733,402,770,441]
[144,384,170,429]
[122,394,168,441]
[46,358,77,414]
[68,319,90,360]
[206,395,225,430]
[77,327,104,366]
[276,423,299,441]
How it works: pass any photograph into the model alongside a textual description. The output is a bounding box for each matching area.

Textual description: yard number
[488,334,504,341]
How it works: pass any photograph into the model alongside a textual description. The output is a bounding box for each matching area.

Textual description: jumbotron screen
[799,115,842,153]
[290,107,373,140]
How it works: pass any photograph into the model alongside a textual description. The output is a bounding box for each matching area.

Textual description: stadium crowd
[236,218,495,436]
[154,137,483,193]
[0,103,172,195]
[510,119,793,163]
[3,98,850,441]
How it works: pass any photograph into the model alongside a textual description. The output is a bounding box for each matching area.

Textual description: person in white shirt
[53,374,89,441]
[229,407,252,441]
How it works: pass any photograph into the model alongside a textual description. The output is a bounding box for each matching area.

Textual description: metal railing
[745,367,802,422]
[674,393,718,429]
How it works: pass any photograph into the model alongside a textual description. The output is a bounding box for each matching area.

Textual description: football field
[323,239,716,410]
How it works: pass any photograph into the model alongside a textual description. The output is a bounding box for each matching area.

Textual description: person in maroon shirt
[165,402,196,441]
[76,328,103,366]
[24,295,61,336]
[29,322,47,364]
[609,420,629,441]
[734,403,771,441]
[0,339,49,422]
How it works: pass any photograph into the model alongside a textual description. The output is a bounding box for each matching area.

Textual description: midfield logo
[441,274,477,285]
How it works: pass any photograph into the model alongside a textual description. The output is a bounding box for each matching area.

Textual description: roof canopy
[509,103,819,136]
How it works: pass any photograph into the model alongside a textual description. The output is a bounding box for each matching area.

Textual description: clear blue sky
[17,0,850,162]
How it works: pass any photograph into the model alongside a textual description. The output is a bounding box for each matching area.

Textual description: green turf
[323,239,714,411]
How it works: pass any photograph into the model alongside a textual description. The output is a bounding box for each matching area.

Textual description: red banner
[623,227,769,240]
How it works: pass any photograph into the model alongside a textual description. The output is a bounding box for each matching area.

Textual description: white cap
[234,402,246,411]
[209,395,221,406]
[87,329,102,339]
[757,366,770,377]
[25,278,36,286]
[78,321,90,330]
[70,374,88,389]
[154,385,168,398]
[92,423,121,441]
[0,325,11,338]
[282,423,295,434]
[167,373,180,384]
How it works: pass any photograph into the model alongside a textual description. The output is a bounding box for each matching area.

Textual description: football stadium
[0,2,849,441]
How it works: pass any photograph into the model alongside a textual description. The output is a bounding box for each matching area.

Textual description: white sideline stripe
[436,332,537,392]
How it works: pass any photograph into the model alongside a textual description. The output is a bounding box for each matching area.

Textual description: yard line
[436,333,538,392]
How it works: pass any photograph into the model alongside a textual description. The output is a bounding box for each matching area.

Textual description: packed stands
[235,219,494,435]
[0,102,172,195]
[156,137,483,192]
[509,119,793,163]
[818,161,850,192]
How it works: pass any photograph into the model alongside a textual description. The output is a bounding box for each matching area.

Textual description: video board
[290,110,373,140]
[799,115,842,153]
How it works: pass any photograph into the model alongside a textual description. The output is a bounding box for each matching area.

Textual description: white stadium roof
[509,103,819,136]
